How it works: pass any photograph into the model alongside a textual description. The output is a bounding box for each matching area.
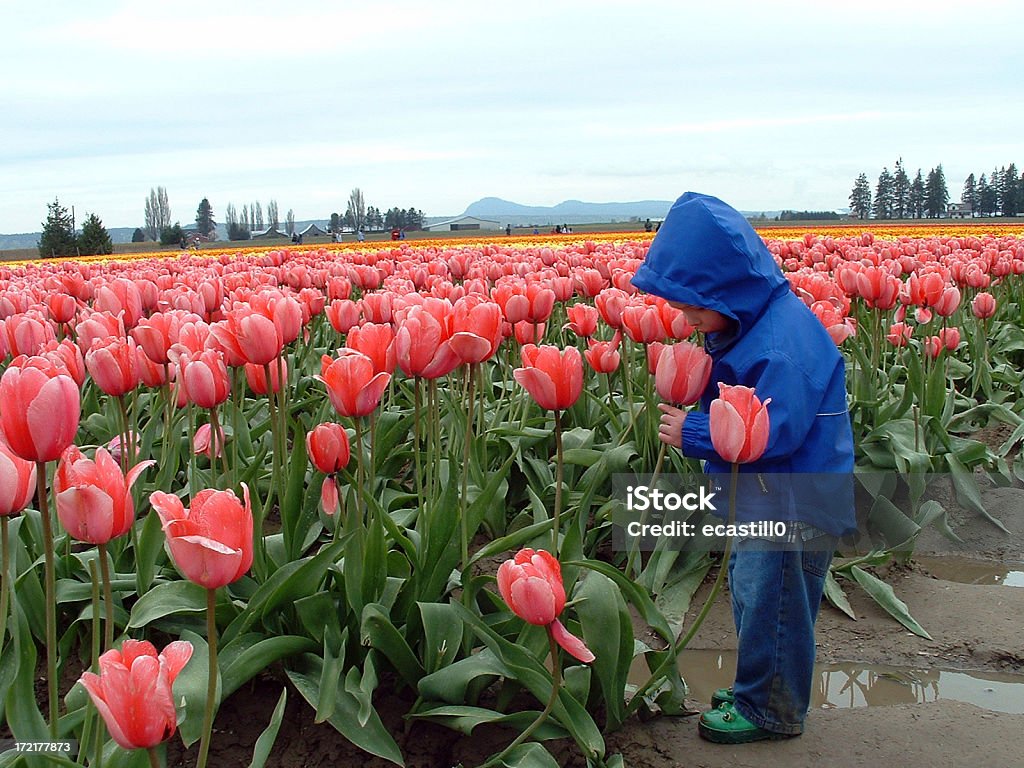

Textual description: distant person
[357,229,365,243]
[506,224,512,236]
[655,221,662,232]
[533,226,540,235]
[391,227,401,241]
[399,229,406,240]
[645,218,653,232]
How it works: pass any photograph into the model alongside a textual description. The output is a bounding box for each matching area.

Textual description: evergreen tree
[1000,163,1020,217]
[961,173,978,216]
[329,212,341,233]
[849,173,872,219]
[131,227,147,243]
[910,170,926,218]
[873,168,894,219]
[160,222,186,246]
[977,174,997,216]
[38,197,78,258]
[924,165,949,218]
[892,159,910,219]
[78,213,113,255]
[195,198,216,237]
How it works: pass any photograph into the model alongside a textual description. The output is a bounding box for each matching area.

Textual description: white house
[424,215,502,232]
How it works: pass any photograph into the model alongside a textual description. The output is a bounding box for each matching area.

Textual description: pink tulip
[178,349,230,408]
[0,355,81,463]
[244,359,287,395]
[394,305,461,379]
[319,350,391,418]
[939,327,961,352]
[564,303,599,338]
[306,423,351,515]
[150,484,254,589]
[79,639,193,751]
[513,345,583,412]
[326,299,361,334]
[54,446,154,545]
[655,341,712,406]
[708,383,771,464]
[584,332,622,374]
[887,322,913,347]
[971,292,996,319]
[0,436,36,516]
[85,336,140,397]
[346,323,396,375]
[193,422,226,459]
[497,548,595,663]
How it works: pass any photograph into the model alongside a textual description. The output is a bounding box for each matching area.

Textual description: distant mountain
[460,197,675,224]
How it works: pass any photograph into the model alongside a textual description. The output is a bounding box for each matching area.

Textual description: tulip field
[1,223,1024,767]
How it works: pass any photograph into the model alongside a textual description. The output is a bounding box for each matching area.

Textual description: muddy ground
[166,485,1024,768]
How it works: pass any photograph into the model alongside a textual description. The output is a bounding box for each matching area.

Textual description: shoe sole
[698,721,797,744]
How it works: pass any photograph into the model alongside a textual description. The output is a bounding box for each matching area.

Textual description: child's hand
[657,403,687,447]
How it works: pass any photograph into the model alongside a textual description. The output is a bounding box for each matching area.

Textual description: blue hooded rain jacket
[631,192,856,536]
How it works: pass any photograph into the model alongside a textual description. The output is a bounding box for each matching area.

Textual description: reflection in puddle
[630,650,1024,714]
[912,555,1024,587]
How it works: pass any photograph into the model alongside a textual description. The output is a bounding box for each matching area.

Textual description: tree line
[849,160,1023,220]
[38,199,113,258]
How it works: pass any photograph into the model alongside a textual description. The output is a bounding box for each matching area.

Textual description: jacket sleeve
[680,351,828,463]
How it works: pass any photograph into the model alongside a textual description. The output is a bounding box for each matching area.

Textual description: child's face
[667,302,732,334]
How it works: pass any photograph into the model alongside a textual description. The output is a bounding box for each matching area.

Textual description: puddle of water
[912,555,1024,587]
[630,649,1024,714]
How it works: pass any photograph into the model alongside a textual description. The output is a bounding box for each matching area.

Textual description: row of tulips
[0,227,1022,767]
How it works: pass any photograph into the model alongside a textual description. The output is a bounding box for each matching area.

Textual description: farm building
[299,223,331,241]
[424,215,501,232]
[947,202,973,219]
[251,226,290,240]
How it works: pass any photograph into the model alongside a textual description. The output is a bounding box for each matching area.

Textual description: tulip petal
[56,486,115,544]
[513,367,557,411]
[167,534,243,589]
[549,619,596,663]
[509,575,558,625]
[709,399,745,464]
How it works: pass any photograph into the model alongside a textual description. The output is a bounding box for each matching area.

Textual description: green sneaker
[710,686,734,709]
[698,702,796,744]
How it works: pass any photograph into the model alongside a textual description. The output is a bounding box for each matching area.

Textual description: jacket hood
[631,192,789,337]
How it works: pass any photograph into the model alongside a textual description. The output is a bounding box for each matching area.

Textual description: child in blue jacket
[631,192,856,743]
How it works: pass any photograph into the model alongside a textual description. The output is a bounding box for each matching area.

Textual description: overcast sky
[3,0,1022,232]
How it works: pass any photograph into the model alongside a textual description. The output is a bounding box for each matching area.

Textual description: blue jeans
[727,536,835,735]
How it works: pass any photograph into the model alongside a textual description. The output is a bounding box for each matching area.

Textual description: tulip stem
[479,629,562,768]
[79,560,100,767]
[196,587,219,768]
[460,364,477,574]
[98,542,115,649]
[210,406,228,489]
[552,410,564,555]
[147,747,161,768]
[36,460,59,740]
[412,379,424,522]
